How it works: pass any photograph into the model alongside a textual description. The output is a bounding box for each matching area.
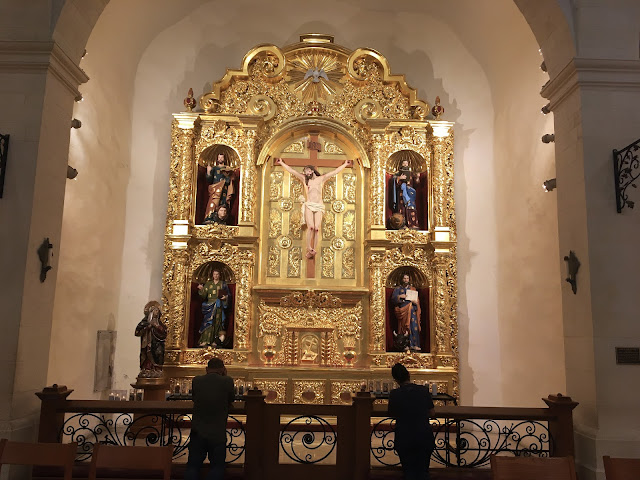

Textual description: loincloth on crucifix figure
[275,157,352,259]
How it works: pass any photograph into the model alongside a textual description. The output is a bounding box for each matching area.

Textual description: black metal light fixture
[613,138,640,212]
[0,133,9,198]
[542,178,557,192]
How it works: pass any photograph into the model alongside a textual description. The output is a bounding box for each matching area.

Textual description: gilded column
[164,114,197,353]
[433,255,452,357]
[369,134,386,228]
[233,249,255,350]
[165,250,189,350]
[444,249,458,365]
[368,250,386,353]
[171,113,198,221]
[432,137,446,228]
[429,122,454,231]
[240,129,258,224]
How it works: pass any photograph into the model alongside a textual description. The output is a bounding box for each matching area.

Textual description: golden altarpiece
[162,35,457,404]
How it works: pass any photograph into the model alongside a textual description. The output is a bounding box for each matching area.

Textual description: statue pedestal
[131,376,168,401]
[127,376,169,439]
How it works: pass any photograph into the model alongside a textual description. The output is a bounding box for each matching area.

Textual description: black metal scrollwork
[614,139,640,212]
[226,415,246,463]
[279,415,336,464]
[370,417,400,466]
[60,412,245,463]
[370,417,553,468]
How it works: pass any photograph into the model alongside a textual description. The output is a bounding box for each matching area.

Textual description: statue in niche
[275,157,352,258]
[203,152,235,224]
[391,273,421,352]
[389,159,420,230]
[203,204,229,225]
[135,301,167,377]
[197,269,231,347]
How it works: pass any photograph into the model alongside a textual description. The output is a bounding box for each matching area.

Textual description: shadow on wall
[385,44,478,401]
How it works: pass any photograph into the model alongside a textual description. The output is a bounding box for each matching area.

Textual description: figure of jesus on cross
[275,157,352,259]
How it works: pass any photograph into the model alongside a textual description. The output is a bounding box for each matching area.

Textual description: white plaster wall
[47,0,566,407]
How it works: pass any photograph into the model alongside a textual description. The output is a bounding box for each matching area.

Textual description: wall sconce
[541,103,551,115]
[67,165,78,180]
[71,119,82,129]
[542,178,556,192]
[613,137,640,212]
[541,134,555,144]
[74,94,83,102]
[540,61,547,72]
[37,238,54,282]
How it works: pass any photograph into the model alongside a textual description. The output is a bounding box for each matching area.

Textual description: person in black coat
[388,363,435,480]
[185,358,235,480]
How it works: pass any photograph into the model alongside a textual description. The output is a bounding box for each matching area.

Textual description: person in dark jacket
[185,358,235,480]
[388,363,435,480]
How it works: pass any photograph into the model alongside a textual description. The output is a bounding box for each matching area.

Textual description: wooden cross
[275,134,346,168]
[273,134,353,279]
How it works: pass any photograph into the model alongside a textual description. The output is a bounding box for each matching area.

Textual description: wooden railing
[35,385,577,480]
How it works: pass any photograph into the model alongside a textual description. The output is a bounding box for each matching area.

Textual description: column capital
[0,41,89,97]
[541,57,640,109]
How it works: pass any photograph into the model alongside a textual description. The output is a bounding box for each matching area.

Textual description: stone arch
[513,0,577,77]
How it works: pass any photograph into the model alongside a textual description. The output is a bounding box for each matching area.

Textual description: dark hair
[207,358,224,370]
[391,363,410,383]
[304,165,321,184]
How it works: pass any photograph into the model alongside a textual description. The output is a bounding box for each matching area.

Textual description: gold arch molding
[256,117,371,168]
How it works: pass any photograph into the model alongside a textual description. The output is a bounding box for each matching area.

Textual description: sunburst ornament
[288,53,344,104]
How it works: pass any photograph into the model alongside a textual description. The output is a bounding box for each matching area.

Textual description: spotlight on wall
[542,178,557,192]
[67,165,78,180]
[541,103,551,115]
[541,133,555,143]
[71,119,82,129]
[540,61,547,72]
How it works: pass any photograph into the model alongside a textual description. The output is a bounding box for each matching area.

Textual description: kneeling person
[186,358,234,480]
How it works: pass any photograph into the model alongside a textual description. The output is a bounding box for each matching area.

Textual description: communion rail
[35,386,577,480]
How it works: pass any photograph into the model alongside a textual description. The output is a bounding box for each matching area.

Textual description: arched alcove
[42,0,573,412]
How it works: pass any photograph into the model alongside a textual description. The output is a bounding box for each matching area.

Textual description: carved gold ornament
[331,237,345,251]
[248,94,277,120]
[288,52,344,104]
[279,197,293,211]
[278,235,292,249]
[324,142,344,155]
[294,381,325,404]
[332,200,345,213]
[283,140,305,154]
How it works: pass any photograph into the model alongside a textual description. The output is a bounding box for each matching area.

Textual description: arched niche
[195,145,241,226]
[385,150,429,231]
[188,261,236,349]
[258,123,365,285]
[385,266,430,353]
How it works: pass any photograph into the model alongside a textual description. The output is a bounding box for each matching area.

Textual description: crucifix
[273,133,353,279]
